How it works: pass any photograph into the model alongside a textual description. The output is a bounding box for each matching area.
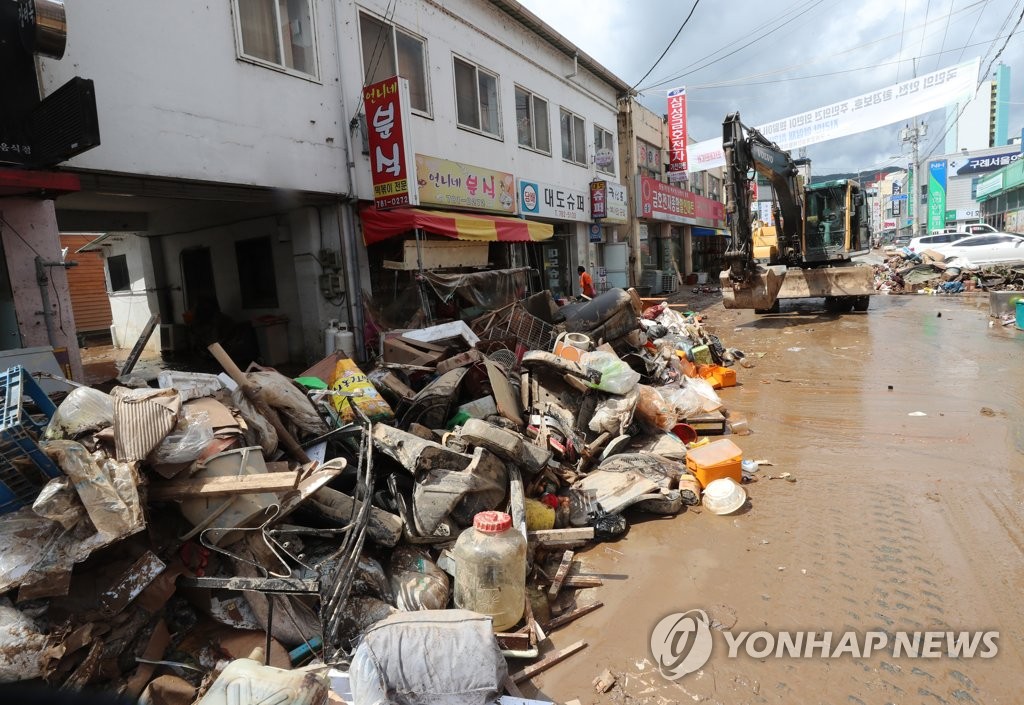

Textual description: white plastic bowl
[702,478,747,515]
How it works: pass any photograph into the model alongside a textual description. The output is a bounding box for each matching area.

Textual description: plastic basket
[0,366,60,514]
[505,304,555,351]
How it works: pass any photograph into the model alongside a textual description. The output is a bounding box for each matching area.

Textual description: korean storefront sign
[667,86,688,173]
[927,160,947,232]
[362,76,418,209]
[590,180,629,224]
[518,179,589,221]
[414,154,515,213]
[635,175,725,228]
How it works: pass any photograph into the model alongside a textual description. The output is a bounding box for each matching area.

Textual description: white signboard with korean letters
[518,179,589,221]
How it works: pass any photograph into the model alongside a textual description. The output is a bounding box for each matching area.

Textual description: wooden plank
[528,528,595,545]
[503,677,523,698]
[548,550,575,599]
[545,601,603,631]
[150,470,308,501]
[510,640,587,684]
[119,312,160,375]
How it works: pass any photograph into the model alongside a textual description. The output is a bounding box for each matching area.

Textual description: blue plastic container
[1017,300,1024,331]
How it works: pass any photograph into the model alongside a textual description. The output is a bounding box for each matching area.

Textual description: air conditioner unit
[662,272,679,294]
[640,269,663,295]
[160,323,187,352]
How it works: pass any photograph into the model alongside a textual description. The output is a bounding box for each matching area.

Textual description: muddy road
[527,294,1024,705]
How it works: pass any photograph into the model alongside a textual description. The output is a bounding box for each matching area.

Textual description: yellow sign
[414,154,516,214]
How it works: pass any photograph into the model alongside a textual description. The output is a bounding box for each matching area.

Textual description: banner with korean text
[687,58,980,171]
[667,87,688,173]
[363,76,418,209]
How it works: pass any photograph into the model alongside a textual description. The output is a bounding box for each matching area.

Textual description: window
[235,237,279,309]
[515,86,550,153]
[454,56,500,137]
[107,254,130,292]
[593,124,615,175]
[359,12,429,114]
[234,0,318,78]
[559,109,586,165]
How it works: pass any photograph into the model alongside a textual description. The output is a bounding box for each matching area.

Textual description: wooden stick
[548,549,574,599]
[503,676,523,698]
[208,343,310,464]
[545,601,603,631]
[150,471,308,501]
[510,640,587,683]
[528,528,595,545]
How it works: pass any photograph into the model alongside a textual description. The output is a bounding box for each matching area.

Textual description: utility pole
[900,119,927,236]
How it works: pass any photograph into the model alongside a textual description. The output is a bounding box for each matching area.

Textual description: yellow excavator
[720,112,874,313]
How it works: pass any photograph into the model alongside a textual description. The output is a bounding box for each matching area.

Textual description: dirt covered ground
[527,293,1024,705]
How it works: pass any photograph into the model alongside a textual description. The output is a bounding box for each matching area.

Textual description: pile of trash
[0,286,758,704]
[874,249,1024,294]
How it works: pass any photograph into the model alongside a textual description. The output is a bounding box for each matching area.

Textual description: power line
[934,0,954,71]
[896,0,909,82]
[640,0,824,90]
[917,0,933,66]
[629,0,701,90]
[958,0,989,62]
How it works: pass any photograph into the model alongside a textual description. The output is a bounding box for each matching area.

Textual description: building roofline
[488,0,633,95]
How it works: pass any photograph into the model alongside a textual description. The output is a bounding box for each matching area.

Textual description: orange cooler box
[686,438,742,488]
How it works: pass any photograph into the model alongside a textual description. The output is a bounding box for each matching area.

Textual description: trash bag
[387,546,450,611]
[685,376,723,413]
[0,604,48,683]
[588,387,639,435]
[350,610,507,705]
[44,386,114,439]
[31,477,85,530]
[660,384,705,420]
[634,385,677,432]
[148,411,215,465]
[580,350,641,395]
[589,504,628,541]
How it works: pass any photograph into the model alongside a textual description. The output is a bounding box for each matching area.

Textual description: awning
[361,206,553,246]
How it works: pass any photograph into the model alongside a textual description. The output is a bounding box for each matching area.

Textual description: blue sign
[890,194,908,201]
[589,224,602,243]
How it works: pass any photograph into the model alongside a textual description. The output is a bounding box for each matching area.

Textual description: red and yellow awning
[361,206,553,246]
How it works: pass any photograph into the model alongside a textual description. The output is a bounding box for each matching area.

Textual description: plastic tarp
[361,206,553,246]
[422,267,529,308]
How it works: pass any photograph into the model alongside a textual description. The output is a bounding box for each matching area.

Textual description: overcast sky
[518,0,1024,176]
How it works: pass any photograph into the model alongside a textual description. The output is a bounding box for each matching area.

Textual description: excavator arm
[720,112,803,309]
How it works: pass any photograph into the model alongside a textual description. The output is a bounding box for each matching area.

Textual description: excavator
[720,112,874,313]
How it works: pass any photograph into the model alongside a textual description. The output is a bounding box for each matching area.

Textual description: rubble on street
[873,249,1024,294]
[0,286,763,705]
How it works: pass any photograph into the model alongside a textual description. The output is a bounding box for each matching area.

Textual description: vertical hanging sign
[667,86,688,173]
[928,160,947,232]
[363,76,418,209]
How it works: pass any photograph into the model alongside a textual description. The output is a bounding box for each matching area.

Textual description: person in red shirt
[578,266,596,298]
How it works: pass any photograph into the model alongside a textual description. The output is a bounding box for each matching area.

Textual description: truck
[719,112,874,313]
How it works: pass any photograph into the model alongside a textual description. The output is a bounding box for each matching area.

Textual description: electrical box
[319,248,342,271]
[319,273,343,298]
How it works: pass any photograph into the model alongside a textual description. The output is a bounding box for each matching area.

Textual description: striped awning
[361,206,554,246]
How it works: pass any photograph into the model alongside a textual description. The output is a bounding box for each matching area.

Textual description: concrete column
[287,206,348,364]
[0,198,83,379]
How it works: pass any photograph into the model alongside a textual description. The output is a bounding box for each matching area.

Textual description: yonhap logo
[650,609,714,680]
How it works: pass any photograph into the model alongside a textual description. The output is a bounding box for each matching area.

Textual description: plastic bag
[686,376,723,413]
[45,387,113,439]
[659,385,705,420]
[231,388,278,456]
[0,604,48,683]
[31,477,85,530]
[634,385,677,432]
[580,350,641,395]
[248,370,330,435]
[148,411,214,465]
[388,546,450,611]
[588,386,639,435]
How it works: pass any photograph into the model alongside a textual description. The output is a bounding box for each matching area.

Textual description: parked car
[932,224,998,235]
[908,232,965,253]
[932,233,1024,265]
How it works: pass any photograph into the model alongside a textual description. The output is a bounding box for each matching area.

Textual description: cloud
[519,0,1024,172]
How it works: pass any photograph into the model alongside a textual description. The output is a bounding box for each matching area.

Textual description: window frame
[106,254,131,293]
[559,108,587,166]
[231,0,321,82]
[593,123,615,175]
[514,85,551,155]
[357,10,432,117]
[452,54,502,139]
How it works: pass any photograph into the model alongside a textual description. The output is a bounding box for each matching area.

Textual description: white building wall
[37,0,350,195]
[338,0,623,202]
[101,234,161,354]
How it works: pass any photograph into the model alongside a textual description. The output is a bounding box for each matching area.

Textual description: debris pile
[0,286,759,703]
[874,250,1024,294]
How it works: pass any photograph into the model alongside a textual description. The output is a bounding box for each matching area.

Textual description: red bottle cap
[473,511,512,534]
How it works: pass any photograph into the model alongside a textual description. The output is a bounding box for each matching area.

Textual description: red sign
[636,175,725,228]
[363,76,418,209]
[590,181,608,219]
[667,87,688,173]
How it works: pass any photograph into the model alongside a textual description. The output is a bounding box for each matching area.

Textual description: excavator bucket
[770,264,875,299]
[720,265,787,310]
